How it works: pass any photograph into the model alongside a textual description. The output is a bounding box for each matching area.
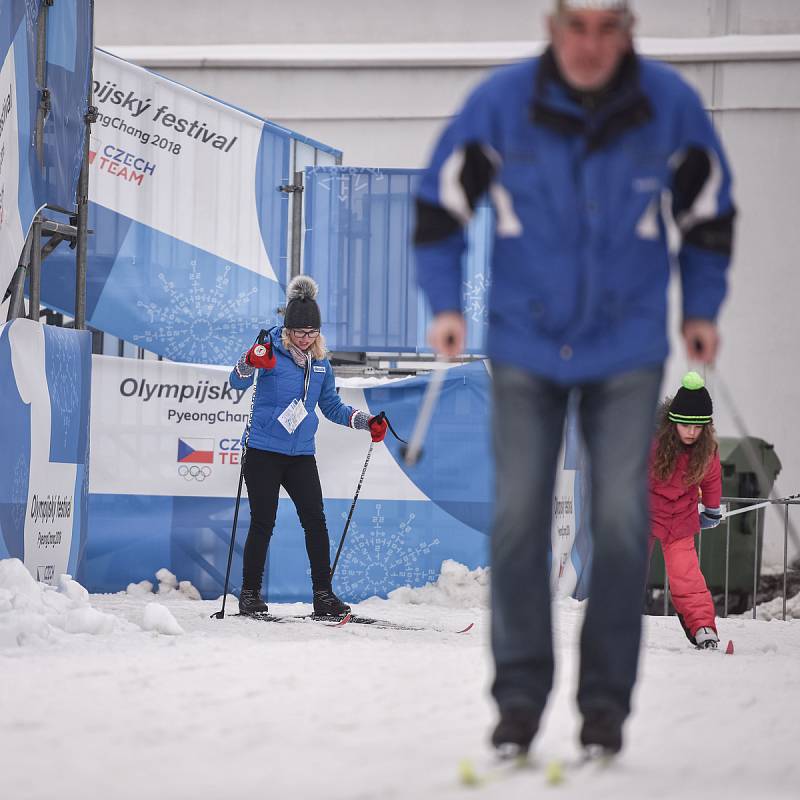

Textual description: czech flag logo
[177,437,214,464]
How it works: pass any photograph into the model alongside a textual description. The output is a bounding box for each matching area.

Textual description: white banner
[90,49,277,282]
[6,321,79,583]
[90,355,427,502]
[551,454,578,598]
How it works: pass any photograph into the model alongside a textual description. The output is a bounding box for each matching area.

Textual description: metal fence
[660,494,799,622]
[303,166,493,354]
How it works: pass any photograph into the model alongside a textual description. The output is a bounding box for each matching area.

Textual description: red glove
[246,340,276,370]
[368,415,388,443]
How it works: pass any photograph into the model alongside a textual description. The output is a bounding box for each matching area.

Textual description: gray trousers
[490,362,663,719]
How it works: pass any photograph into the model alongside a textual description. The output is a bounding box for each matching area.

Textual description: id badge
[278,398,308,434]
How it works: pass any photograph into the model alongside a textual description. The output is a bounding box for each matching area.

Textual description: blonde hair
[281,327,328,361]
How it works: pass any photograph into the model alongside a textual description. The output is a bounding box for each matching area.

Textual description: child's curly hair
[652,399,718,485]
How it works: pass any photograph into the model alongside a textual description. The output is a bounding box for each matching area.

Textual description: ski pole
[211,329,268,619]
[330,432,379,580]
[720,494,800,520]
[722,501,770,520]
[401,361,446,466]
[329,412,405,579]
[401,330,456,466]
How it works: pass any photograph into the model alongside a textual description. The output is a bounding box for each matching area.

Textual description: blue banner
[83,356,587,602]
[0,0,92,294]
[304,166,493,354]
[41,49,341,365]
[0,319,91,584]
[41,0,93,211]
[0,0,40,294]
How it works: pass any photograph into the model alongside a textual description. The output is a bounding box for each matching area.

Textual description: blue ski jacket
[229,326,361,456]
[414,49,735,383]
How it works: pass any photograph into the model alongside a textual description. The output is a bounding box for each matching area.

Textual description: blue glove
[699,507,722,529]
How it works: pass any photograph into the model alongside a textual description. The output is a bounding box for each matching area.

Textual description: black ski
[234,612,474,634]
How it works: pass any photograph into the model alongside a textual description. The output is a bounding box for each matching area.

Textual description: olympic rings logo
[178,464,212,481]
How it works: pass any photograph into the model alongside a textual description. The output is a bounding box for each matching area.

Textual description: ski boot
[312,587,351,617]
[580,707,624,757]
[693,627,719,649]
[238,588,269,615]
[490,708,539,759]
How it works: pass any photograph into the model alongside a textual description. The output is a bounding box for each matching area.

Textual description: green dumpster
[647,436,782,613]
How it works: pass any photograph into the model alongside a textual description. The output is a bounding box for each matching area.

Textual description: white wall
[96,0,800,565]
[662,58,800,568]
[96,2,800,169]
[96,1,800,45]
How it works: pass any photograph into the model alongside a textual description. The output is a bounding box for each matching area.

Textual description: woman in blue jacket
[229,276,387,617]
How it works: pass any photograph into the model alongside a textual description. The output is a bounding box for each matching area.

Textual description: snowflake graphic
[313,168,386,205]
[326,503,440,601]
[133,263,269,363]
[463,272,491,324]
[46,327,81,448]
[11,452,27,537]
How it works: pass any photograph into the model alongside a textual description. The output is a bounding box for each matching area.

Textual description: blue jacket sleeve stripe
[673,87,736,322]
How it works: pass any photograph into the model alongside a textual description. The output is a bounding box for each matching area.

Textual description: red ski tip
[456,622,475,634]
[334,613,352,627]
[725,639,734,655]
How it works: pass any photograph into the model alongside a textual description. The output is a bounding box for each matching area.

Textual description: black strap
[302,352,311,403]
[373,411,407,444]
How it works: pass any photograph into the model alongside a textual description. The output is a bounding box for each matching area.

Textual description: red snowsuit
[649,445,721,636]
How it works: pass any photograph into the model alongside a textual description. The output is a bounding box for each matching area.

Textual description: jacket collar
[271,325,318,365]
[530,47,653,152]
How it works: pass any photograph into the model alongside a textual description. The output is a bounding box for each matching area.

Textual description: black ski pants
[241,447,332,592]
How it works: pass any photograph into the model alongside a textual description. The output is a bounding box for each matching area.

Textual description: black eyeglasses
[291,329,320,340]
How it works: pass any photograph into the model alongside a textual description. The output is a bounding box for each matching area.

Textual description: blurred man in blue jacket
[414,0,734,757]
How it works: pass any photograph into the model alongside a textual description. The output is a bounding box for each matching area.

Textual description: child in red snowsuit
[649,372,722,649]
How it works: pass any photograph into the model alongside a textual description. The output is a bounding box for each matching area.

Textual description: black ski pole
[330,416,385,580]
[211,330,268,619]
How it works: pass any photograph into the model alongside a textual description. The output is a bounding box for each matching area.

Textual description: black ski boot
[490,708,539,759]
[580,707,624,756]
[238,588,269,615]
[312,587,351,617]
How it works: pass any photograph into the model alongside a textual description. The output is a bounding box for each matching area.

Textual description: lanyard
[302,352,311,403]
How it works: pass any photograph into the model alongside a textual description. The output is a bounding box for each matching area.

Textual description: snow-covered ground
[1,558,798,800]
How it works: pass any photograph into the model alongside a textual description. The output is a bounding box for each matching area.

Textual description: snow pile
[0,558,120,647]
[126,567,201,600]
[387,559,489,608]
[753,588,800,621]
[141,602,184,635]
[126,579,155,596]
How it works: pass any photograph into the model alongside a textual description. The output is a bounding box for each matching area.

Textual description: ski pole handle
[403,364,445,466]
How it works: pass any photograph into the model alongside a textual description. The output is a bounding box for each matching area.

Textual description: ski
[692,639,734,653]
[234,612,474,634]
[458,754,533,787]
[541,750,618,785]
[457,749,616,789]
[233,612,350,627]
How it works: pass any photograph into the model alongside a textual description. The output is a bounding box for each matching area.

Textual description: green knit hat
[668,372,713,425]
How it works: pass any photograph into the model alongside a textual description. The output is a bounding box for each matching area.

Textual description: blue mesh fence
[303,167,492,354]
